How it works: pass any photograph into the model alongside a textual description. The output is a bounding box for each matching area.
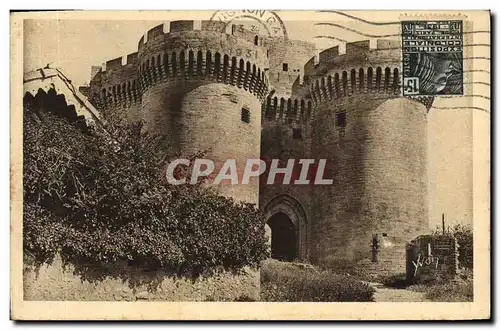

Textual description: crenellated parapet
[88,52,141,111]
[293,39,434,109]
[306,64,401,105]
[87,19,273,120]
[137,21,270,101]
[293,40,400,105]
[262,96,313,124]
[303,40,401,78]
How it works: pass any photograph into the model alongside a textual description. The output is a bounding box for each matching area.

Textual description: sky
[23,13,479,228]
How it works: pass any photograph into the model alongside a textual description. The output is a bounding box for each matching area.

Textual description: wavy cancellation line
[303,56,491,65]
[315,23,400,38]
[272,78,491,112]
[431,106,490,113]
[463,81,490,86]
[316,10,491,32]
[295,73,490,96]
[466,70,490,75]
[440,95,490,100]
[363,94,490,113]
[307,39,490,77]
[316,10,402,26]
[314,22,491,38]
[305,79,490,90]
[313,36,490,51]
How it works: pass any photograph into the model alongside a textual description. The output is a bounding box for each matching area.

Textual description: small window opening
[336,112,346,128]
[254,35,259,46]
[382,233,388,237]
[282,63,288,72]
[292,128,302,140]
[241,108,250,123]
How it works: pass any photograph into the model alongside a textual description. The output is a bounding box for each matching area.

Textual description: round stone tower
[137,21,269,204]
[296,40,431,274]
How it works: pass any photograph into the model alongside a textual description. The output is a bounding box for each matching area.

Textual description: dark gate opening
[267,212,297,261]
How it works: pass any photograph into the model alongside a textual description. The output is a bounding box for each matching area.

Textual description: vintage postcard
[10,10,490,320]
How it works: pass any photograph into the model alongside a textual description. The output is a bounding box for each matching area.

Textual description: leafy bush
[23,105,269,284]
[452,224,473,269]
[432,223,473,269]
[261,260,375,302]
[400,269,473,302]
[407,277,473,302]
[423,280,473,302]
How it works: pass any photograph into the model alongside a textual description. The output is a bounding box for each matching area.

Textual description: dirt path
[368,282,430,302]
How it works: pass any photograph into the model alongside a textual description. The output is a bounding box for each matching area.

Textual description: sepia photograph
[10,9,491,320]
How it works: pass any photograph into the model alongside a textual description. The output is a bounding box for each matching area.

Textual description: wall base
[23,256,260,302]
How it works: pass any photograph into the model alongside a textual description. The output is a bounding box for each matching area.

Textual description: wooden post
[442,213,445,235]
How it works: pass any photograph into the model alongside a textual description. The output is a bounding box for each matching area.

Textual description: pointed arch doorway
[263,194,308,261]
[267,212,297,261]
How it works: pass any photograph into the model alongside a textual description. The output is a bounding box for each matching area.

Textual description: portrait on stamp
[402,20,464,96]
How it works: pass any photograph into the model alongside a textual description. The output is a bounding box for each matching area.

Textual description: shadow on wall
[23,255,260,302]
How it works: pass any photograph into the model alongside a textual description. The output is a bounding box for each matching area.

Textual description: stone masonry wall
[89,53,141,126]
[308,95,428,274]
[406,235,459,282]
[142,81,262,204]
[24,256,260,301]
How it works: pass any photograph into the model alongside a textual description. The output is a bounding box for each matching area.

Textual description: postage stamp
[402,20,464,96]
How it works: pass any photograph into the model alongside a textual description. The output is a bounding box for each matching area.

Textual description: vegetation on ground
[407,270,473,302]
[261,259,375,302]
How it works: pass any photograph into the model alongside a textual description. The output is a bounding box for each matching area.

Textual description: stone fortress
[82,20,433,275]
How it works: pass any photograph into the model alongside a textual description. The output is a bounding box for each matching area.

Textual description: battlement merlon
[105,57,122,71]
[99,52,139,74]
[148,23,165,40]
[127,52,138,65]
[170,20,194,32]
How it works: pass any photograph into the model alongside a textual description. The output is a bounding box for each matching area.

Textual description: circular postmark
[208,10,289,71]
[209,10,288,41]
